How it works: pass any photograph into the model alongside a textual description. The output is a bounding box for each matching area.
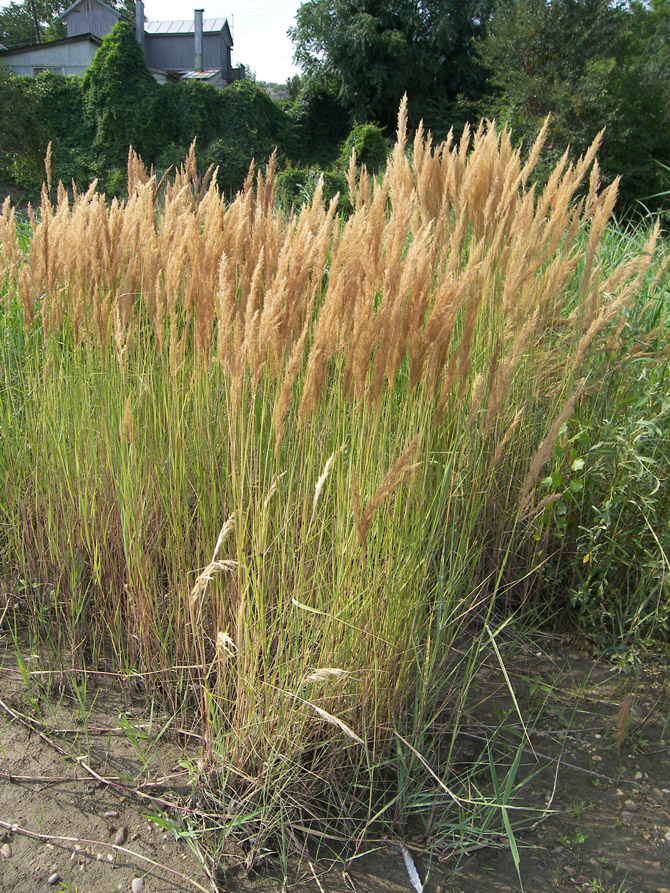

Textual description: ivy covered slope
[1,20,300,198]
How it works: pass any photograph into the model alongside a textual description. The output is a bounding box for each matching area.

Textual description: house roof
[181,69,220,79]
[61,0,121,19]
[144,18,228,34]
[0,32,102,56]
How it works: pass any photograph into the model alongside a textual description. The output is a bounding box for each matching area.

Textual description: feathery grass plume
[121,395,133,445]
[304,667,348,685]
[189,559,239,609]
[273,319,309,445]
[519,383,584,518]
[311,448,343,526]
[44,141,52,195]
[215,630,237,658]
[488,408,524,473]
[352,438,421,556]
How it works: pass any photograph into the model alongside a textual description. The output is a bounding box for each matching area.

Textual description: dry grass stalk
[518,383,584,518]
[121,395,133,444]
[352,438,421,557]
[616,693,634,756]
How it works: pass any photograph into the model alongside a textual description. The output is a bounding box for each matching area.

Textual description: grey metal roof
[0,32,102,54]
[144,18,227,34]
[181,69,220,79]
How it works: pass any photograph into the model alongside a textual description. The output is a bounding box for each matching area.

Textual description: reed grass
[0,98,663,861]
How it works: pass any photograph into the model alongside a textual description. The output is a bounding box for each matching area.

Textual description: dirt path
[1,637,669,893]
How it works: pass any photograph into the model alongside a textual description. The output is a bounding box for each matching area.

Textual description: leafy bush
[340,122,388,173]
[478,0,670,211]
[276,166,351,215]
[202,80,295,195]
[154,79,224,152]
[83,21,159,168]
[0,66,44,190]
[538,230,670,645]
[570,386,670,644]
[286,85,351,166]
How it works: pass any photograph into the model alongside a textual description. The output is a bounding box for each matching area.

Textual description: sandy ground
[1,633,669,893]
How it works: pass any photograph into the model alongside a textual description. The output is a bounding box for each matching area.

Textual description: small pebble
[131,879,145,893]
[107,853,114,862]
[0,843,12,858]
[114,827,128,846]
[48,873,61,886]
[621,811,634,825]
[105,811,120,819]
[665,830,670,842]
[634,771,643,780]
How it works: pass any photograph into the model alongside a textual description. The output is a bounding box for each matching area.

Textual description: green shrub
[340,122,388,173]
[83,21,159,169]
[286,86,351,166]
[202,80,295,195]
[276,166,351,215]
[570,386,670,644]
[0,67,44,193]
[538,229,670,645]
[154,79,224,151]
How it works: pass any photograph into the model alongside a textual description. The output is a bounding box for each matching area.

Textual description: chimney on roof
[194,9,204,72]
[136,0,145,47]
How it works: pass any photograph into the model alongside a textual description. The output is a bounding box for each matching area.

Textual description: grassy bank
[1,101,668,868]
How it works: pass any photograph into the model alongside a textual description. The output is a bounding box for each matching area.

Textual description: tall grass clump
[0,98,664,858]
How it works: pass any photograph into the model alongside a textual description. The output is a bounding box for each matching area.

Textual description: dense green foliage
[0,0,67,46]
[202,80,297,195]
[478,0,670,209]
[289,0,494,132]
[538,228,670,645]
[3,0,670,214]
[340,122,387,172]
[82,22,159,170]
[0,64,44,185]
[0,22,303,199]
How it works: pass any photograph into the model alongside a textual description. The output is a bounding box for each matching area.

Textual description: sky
[142,1,302,82]
[0,1,304,83]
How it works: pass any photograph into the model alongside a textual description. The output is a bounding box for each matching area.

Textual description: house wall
[64,1,120,39]
[144,32,223,71]
[1,39,99,76]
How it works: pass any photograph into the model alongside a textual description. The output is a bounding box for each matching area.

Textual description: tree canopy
[478,0,670,207]
[289,0,494,132]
